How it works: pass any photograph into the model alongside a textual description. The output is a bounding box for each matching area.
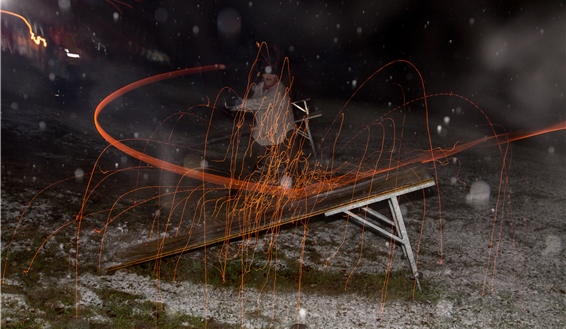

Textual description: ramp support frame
[325,181,434,292]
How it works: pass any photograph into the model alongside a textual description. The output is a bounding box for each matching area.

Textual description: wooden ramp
[103,165,435,277]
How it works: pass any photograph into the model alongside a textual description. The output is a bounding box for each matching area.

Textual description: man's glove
[224,97,242,110]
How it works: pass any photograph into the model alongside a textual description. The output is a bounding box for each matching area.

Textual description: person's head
[262,65,278,87]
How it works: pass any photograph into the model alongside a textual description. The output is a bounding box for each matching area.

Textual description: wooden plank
[103,165,434,272]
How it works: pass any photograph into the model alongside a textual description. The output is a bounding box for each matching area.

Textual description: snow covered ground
[2,54,565,328]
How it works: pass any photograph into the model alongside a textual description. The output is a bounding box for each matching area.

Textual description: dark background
[3,0,565,133]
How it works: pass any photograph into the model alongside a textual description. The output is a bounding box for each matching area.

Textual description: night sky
[5,0,565,131]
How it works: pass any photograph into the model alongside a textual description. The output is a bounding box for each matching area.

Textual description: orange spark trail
[95,64,566,201]
[0,10,48,47]
[414,120,566,165]
[93,64,284,195]
[4,52,565,323]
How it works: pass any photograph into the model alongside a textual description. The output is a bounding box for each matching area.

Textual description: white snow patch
[436,299,454,318]
[77,271,393,328]
[541,234,562,256]
[465,180,490,207]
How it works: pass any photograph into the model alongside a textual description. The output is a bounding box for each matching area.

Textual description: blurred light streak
[94,64,303,198]
[64,48,80,58]
[95,62,566,202]
[0,10,47,47]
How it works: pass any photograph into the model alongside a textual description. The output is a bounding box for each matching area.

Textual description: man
[227,65,297,179]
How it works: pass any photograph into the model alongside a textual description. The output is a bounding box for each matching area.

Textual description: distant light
[469,18,475,26]
[217,8,241,37]
[58,0,71,10]
[0,10,47,47]
[155,8,168,23]
[64,49,80,58]
[74,168,84,182]
[466,180,491,207]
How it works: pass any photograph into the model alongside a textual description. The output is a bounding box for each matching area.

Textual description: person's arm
[240,83,288,112]
[227,84,261,111]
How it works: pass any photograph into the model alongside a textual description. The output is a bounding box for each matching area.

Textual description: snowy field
[2,53,565,328]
